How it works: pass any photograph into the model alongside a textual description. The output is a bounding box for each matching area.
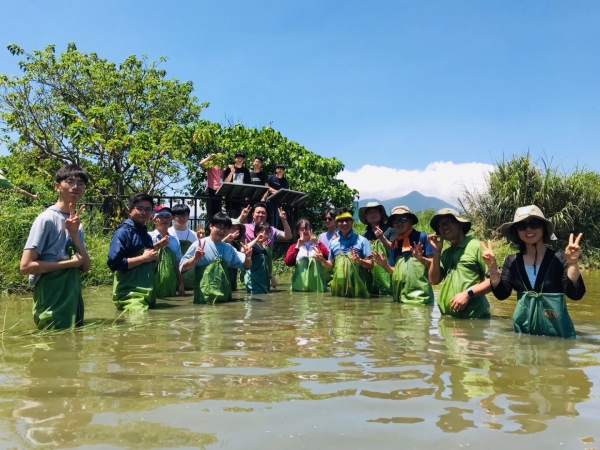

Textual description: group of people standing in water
[18,164,586,339]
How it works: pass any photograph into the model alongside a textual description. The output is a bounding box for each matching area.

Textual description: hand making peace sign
[565,233,583,265]
[194,240,206,261]
[65,202,85,236]
[479,240,497,268]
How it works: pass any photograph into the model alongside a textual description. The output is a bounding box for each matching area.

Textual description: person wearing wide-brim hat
[480,205,585,338]
[427,208,492,319]
[371,206,434,305]
[357,202,393,295]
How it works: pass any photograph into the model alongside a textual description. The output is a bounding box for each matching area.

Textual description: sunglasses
[336,218,352,223]
[324,217,334,222]
[392,217,409,224]
[515,219,544,231]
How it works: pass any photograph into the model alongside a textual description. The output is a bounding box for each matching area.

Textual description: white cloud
[338,161,495,205]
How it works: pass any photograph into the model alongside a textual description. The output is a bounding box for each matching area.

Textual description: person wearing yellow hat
[358,201,394,295]
[428,208,491,319]
[314,206,372,298]
[481,205,585,338]
[372,206,434,305]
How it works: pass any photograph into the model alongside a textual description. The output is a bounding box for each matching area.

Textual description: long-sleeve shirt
[491,249,585,300]
[284,242,329,266]
[107,219,154,272]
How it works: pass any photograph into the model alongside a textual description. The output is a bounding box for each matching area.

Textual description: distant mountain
[358,191,458,214]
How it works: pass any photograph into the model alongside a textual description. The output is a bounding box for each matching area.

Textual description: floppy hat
[499,205,557,245]
[358,201,388,225]
[387,205,418,226]
[430,208,471,235]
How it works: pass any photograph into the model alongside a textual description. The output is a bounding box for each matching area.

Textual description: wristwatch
[467,289,475,299]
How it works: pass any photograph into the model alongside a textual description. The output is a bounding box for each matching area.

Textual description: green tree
[0,43,207,197]
[184,120,357,226]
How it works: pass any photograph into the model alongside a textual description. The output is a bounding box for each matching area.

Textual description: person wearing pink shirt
[200,152,224,221]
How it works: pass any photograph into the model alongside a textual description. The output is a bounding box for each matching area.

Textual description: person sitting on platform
[315,207,372,298]
[180,212,252,304]
[107,193,160,312]
[149,206,185,298]
[285,218,329,292]
[20,164,90,330]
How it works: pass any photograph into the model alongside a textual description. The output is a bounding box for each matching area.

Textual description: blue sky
[1,0,599,202]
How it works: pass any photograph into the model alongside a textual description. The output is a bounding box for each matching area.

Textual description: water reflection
[0,272,599,448]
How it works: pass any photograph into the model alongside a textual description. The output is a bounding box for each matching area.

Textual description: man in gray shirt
[20,164,90,329]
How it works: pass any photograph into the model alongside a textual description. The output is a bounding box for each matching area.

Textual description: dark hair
[55,164,89,184]
[128,193,154,209]
[334,206,354,218]
[209,212,232,228]
[255,221,270,234]
[172,203,191,216]
[275,163,286,169]
[322,208,336,220]
[253,202,268,213]
[513,223,550,253]
[254,156,264,162]
[294,218,311,240]
[234,152,246,158]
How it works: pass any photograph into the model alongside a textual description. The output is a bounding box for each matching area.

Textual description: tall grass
[459,153,600,267]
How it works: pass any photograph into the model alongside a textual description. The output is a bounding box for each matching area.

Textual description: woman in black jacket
[480,205,585,338]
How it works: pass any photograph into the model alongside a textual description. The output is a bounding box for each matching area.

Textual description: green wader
[112,257,156,312]
[193,258,232,304]
[291,257,327,292]
[33,267,84,330]
[366,240,392,295]
[180,240,195,290]
[154,246,177,298]
[245,251,271,294]
[330,254,370,299]
[391,253,434,305]
[512,260,576,338]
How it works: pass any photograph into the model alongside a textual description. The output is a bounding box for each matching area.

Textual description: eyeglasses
[392,217,409,224]
[336,218,352,223]
[134,206,153,213]
[515,219,544,231]
[212,225,229,232]
[324,217,334,222]
[62,178,86,188]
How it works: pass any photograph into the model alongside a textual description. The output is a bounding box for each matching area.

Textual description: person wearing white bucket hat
[428,208,491,319]
[481,205,585,338]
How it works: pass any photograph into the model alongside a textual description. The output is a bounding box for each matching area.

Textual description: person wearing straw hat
[372,206,434,305]
[149,206,185,298]
[481,205,585,338]
[428,208,491,319]
[314,206,372,298]
[358,201,394,295]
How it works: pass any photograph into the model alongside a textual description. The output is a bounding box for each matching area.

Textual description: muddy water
[1,272,599,449]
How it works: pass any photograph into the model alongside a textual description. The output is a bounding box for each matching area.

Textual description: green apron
[194,258,232,304]
[366,240,392,295]
[180,240,195,290]
[245,250,271,294]
[330,254,370,299]
[33,266,84,330]
[512,260,576,338]
[291,257,327,292]
[154,246,177,298]
[112,254,156,312]
[391,253,434,305]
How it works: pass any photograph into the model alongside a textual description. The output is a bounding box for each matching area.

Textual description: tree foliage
[0,43,206,196]
[184,120,357,225]
[459,153,600,262]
